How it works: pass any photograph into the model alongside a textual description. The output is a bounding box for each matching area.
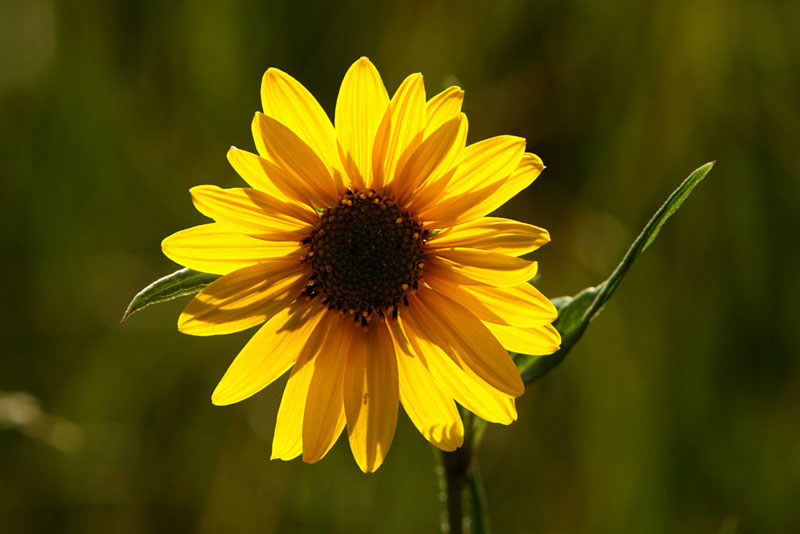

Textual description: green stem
[435,413,492,534]
[434,447,454,533]
[469,461,492,534]
[440,447,469,534]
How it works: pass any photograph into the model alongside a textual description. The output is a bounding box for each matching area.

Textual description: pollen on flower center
[300,190,427,326]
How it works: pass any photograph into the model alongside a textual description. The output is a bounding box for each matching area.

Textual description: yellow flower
[161,57,560,473]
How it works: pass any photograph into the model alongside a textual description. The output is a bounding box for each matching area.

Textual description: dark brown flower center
[301,190,427,326]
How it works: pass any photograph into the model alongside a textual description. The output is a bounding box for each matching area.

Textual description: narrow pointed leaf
[121,268,220,323]
[516,161,714,383]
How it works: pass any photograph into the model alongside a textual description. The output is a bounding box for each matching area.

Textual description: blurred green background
[2,0,799,532]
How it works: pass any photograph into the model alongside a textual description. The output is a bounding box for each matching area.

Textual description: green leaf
[516,161,714,384]
[121,268,220,323]
[515,286,598,383]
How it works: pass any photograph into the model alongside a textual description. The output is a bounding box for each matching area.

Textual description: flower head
[162,57,560,472]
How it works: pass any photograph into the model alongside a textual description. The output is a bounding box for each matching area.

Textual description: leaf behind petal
[121,268,220,323]
[516,161,715,384]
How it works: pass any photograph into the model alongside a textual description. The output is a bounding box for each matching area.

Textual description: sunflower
[161,57,560,473]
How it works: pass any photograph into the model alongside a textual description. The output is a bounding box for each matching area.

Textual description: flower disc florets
[301,190,427,326]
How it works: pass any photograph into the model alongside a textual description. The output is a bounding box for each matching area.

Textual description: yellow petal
[161,223,302,275]
[398,311,517,424]
[335,57,389,191]
[261,68,346,190]
[424,272,557,327]
[227,146,301,204]
[211,301,326,405]
[344,322,399,473]
[190,185,315,239]
[371,73,426,191]
[178,262,306,336]
[425,86,464,136]
[484,322,561,355]
[227,144,282,197]
[271,366,310,461]
[445,136,526,194]
[230,145,325,211]
[428,217,550,257]
[403,166,457,216]
[387,321,464,451]
[470,283,557,324]
[391,114,467,204]
[253,113,340,207]
[250,112,270,159]
[418,136,525,225]
[417,182,504,228]
[459,152,545,221]
[427,249,539,287]
[404,287,524,397]
[302,318,353,464]
[272,312,338,461]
